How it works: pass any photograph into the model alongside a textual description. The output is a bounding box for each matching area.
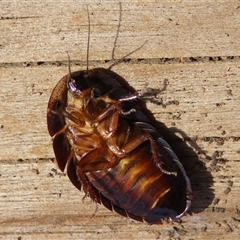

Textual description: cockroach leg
[63,110,85,126]
[76,165,99,203]
[120,108,136,115]
[96,111,119,139]
[93,93,138,136]
[91,203,99,218]
[52,123,69,139]
[92,103,120,125]
[156,163,177,176]
[110,130,177,176]
[118,92,139,102]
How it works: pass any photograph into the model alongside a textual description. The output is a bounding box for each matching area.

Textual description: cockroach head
[67,70,91,98]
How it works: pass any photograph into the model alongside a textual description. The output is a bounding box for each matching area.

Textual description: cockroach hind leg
[118,92,138,115]
[148,135,178,176]
[52,123,69,139]
[156,163,177,176]
[120,108,136,116]
[82,192,89,202]
[90,202,99,218]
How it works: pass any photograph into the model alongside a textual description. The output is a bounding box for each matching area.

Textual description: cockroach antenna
[108,2,147,69]
[66,51,72,78]
[111,2,122,61]
[86,6,90,73]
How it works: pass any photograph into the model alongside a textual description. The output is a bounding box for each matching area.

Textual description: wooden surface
[1,1,240,239]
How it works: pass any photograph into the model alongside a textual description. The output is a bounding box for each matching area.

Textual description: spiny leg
[109,130,177,176]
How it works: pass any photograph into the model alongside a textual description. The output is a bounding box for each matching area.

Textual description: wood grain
[0,1,240,239]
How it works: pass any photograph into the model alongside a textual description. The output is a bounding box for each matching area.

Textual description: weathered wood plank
[1,0,240,239]
[1,60,240,239]
[1,1,239,63]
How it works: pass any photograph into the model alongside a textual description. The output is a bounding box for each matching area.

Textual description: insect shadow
[138,102,215,216]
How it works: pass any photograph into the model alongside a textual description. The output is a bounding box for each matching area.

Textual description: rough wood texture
[0,1,240,239]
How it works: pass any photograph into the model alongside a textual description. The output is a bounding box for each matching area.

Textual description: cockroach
[47,6,192,224]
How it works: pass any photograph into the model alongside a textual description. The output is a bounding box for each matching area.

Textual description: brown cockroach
[47,5,192,224]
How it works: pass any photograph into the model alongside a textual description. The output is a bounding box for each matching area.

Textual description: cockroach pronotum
[47,5,192,224]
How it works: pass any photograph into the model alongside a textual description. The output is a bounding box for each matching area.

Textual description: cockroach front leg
[92,92,139,138]
[96,111,120,139]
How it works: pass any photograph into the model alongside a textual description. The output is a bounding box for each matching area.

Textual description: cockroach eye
[67,78,80,95]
